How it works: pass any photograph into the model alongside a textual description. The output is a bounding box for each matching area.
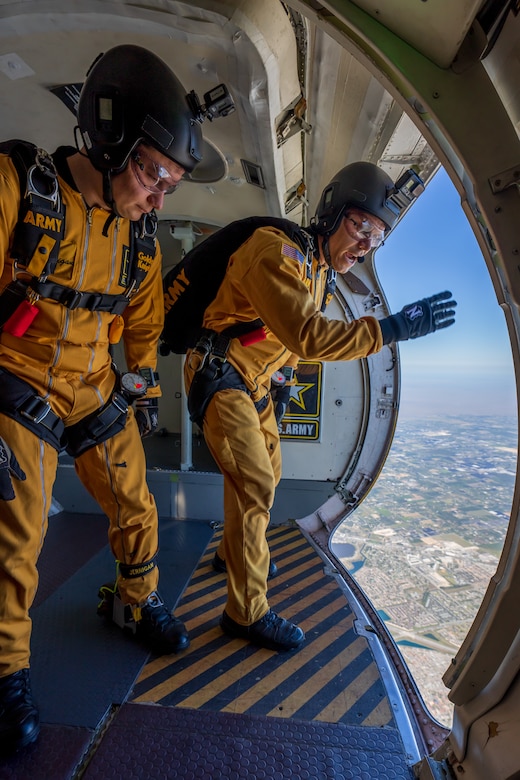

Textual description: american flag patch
[281,243,304,264]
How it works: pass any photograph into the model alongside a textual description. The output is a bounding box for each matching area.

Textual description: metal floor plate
[83,703,414,780]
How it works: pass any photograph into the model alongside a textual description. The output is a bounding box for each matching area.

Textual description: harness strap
[222,318,264,341]
[321,267,337,311]
[188,320,265,374]
[3,141,66,276]
[130,212,158,297]
[212,319,265,359]
[187,359,267,428]
[0,367,64,450]
[0,367,133,457]
[30,280,130,314]
[65,390,129,458]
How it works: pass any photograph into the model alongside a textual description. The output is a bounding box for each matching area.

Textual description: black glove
[379,290,457,345]
[0,436,26,501]
[272,385,291,425]
[135,398,159,438]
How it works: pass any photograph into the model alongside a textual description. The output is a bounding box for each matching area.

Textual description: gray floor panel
[29,516,213,728]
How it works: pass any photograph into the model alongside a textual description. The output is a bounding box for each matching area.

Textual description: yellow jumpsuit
[0,149,164,675]
[184,226,383,625]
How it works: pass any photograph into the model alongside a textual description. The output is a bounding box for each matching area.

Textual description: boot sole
[0,722,40,755]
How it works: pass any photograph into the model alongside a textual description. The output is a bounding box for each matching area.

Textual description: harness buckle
[139,211,158,240]
[26,149,60,208]
[210,332,232,361]
[188,332,213,373]
[64,289,105,311]
[62,289,83,310]
[83,293,104,311]
[124,279,138,300]
[112,393,129,415]
[65,290,104,311]
[19,395,52,424]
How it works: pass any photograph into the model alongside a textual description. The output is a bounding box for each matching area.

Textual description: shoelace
[262,610,284,631]
[142,596,173,629]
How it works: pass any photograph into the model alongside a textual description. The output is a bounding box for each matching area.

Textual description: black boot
[220,609,305,651]
[213,552,278,578]
[0,669,40,753]
[136,592,190,654]
[98,584,189,654]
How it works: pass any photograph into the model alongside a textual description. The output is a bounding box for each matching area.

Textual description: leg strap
[65,390,129,458]
[188,359,268,428]
[0,367,64,450]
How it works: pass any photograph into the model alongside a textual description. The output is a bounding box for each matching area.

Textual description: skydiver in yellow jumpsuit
[0,45,206,753]
[183,163,457,653]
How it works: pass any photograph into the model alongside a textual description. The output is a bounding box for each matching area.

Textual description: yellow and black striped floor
[6,514,414,779]
[132,525,395,730]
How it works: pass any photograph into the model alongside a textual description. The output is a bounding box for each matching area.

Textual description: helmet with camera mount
[77,44,202,175]
[313,162,402,237]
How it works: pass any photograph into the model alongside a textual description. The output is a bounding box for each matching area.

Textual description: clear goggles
[344,212,385,248]
[131,148,182,195]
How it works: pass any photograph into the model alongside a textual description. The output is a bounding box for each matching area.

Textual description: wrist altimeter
[120,372,148,399]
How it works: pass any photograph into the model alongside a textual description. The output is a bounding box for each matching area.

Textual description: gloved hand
[0,436,26,501]
[272,385,291,425]
[135,398,159,438]
[379,290,457,345]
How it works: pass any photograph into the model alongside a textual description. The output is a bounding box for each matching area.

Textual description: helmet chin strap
[308,224,332,266]
[102,170,122,217]
[322,235,332,267]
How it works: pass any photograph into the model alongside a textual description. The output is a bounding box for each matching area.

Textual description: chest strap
[28,280,131,314]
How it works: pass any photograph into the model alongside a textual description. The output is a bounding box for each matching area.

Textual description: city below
[332,415,516,726]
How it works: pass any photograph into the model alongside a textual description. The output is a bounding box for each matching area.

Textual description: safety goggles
[131,148,182,195]
[344,212,385,248]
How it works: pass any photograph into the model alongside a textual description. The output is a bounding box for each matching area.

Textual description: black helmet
[313,162,402,235]
[77,44,202,174]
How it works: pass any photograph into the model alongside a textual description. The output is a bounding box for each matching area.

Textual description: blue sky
[375,167,517,419]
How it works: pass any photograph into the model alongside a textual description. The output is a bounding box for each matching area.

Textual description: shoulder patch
[281,242,304,264]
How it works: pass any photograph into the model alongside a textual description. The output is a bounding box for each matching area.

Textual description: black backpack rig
[160,216,336,357]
